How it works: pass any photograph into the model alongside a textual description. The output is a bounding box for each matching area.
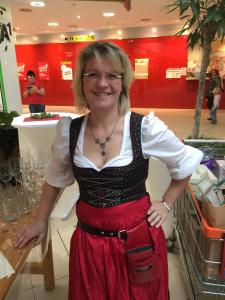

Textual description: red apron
[69,195,168,300]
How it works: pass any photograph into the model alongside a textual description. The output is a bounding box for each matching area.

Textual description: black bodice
[69,112,149,208]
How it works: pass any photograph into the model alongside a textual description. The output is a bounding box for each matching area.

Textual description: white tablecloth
[12,112,79,159]
[12,112,80,219]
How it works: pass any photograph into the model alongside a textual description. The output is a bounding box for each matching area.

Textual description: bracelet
[161,200,172,212]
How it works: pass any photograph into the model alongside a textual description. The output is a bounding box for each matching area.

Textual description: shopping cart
[175,139,225,299]
[183,139,225,160]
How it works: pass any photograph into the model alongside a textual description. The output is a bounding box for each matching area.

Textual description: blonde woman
[13,42,203,300]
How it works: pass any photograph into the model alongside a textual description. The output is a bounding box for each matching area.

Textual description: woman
[205,69,222,113]
[209,86,222,125]
[13,42,203,300]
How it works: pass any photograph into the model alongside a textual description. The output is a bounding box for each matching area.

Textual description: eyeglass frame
[82,72,123,82]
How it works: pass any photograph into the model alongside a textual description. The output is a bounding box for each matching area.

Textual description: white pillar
[0,2,22,113]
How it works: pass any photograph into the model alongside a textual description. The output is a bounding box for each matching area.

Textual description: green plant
[167,0,225,138]
[0,111,19,127]
[30,112,57,119]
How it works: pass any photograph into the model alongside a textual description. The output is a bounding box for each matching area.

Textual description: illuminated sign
[65,34,95,42]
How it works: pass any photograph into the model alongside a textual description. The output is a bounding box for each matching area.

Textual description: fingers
[12,220,47,249]
[147,201,170,228]
[12,228,34,248]
[12,229,29,248]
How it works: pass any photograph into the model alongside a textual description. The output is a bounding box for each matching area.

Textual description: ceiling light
[48,22,59,27]
[141,18,151,22]
[68,24,78,28]
[19,8,32,12]
[30,1,45,7]
[103,12,115,17]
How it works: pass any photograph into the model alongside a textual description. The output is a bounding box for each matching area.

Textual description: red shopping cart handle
[221,233,225,279]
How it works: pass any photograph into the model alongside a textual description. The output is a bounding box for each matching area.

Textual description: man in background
[23,70,45,113]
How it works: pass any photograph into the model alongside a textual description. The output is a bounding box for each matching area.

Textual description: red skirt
[69,195,168,300]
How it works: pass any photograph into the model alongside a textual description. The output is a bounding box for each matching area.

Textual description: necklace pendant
[100,142,106,149]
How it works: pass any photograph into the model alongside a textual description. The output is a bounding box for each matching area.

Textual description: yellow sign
[65,34,95,42]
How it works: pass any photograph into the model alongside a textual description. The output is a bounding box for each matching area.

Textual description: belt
[77,220,127,239]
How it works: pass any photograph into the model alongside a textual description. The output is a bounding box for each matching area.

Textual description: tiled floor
[5,107,225,299]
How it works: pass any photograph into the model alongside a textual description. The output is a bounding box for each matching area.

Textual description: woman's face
[82,56,123,111]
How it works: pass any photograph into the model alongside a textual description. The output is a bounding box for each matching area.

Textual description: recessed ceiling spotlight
[103,12,115,17]
[141,18,151,22]
[19,8,32,12]
[48,22,59,27]
[152,27,157,33]
[68,24,78,28]
[30,1,45,7]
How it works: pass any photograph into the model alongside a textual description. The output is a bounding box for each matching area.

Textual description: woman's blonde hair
[73,41,134,114]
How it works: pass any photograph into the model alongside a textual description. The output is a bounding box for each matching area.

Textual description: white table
[12,112,80,219]
[12,112,79,160]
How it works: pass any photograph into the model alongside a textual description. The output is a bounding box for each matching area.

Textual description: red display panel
[15,37,224,109]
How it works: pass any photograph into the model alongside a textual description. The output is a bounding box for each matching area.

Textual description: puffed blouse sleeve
[141,112,203,180]
[45,117,75,188]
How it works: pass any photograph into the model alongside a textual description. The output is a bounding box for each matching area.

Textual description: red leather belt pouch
[126,220,162,285]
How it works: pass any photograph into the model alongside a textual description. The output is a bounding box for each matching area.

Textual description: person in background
[23,70,45,113]
[13,42,203,300]
[205,69,222,116]
[209,86,222,125]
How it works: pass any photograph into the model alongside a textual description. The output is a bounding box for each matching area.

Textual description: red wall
[15,36,224,109]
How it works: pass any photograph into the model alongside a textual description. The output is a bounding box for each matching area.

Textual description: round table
[12,112,80,219]
[12,112,79,160]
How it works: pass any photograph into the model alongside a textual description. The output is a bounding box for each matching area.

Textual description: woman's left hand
[147,201,171,228]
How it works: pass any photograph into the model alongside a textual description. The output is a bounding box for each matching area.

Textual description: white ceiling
[6,0,181,36]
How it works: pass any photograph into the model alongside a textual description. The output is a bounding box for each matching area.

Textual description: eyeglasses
[83,72,123,83]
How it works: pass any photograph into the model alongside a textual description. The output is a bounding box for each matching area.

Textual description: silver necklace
[90,117,119,156]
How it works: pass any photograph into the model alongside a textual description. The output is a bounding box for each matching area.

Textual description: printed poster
[187,40,225,80]
[134,58,149,79]
[38,62,49,80]
[166,68,181,78]
[61,61,73,80]
[17,63,26,80]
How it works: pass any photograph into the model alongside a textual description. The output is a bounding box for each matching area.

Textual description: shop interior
[0,1,225,300]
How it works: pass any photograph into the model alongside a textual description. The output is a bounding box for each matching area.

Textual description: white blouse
[45,111,203,188]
